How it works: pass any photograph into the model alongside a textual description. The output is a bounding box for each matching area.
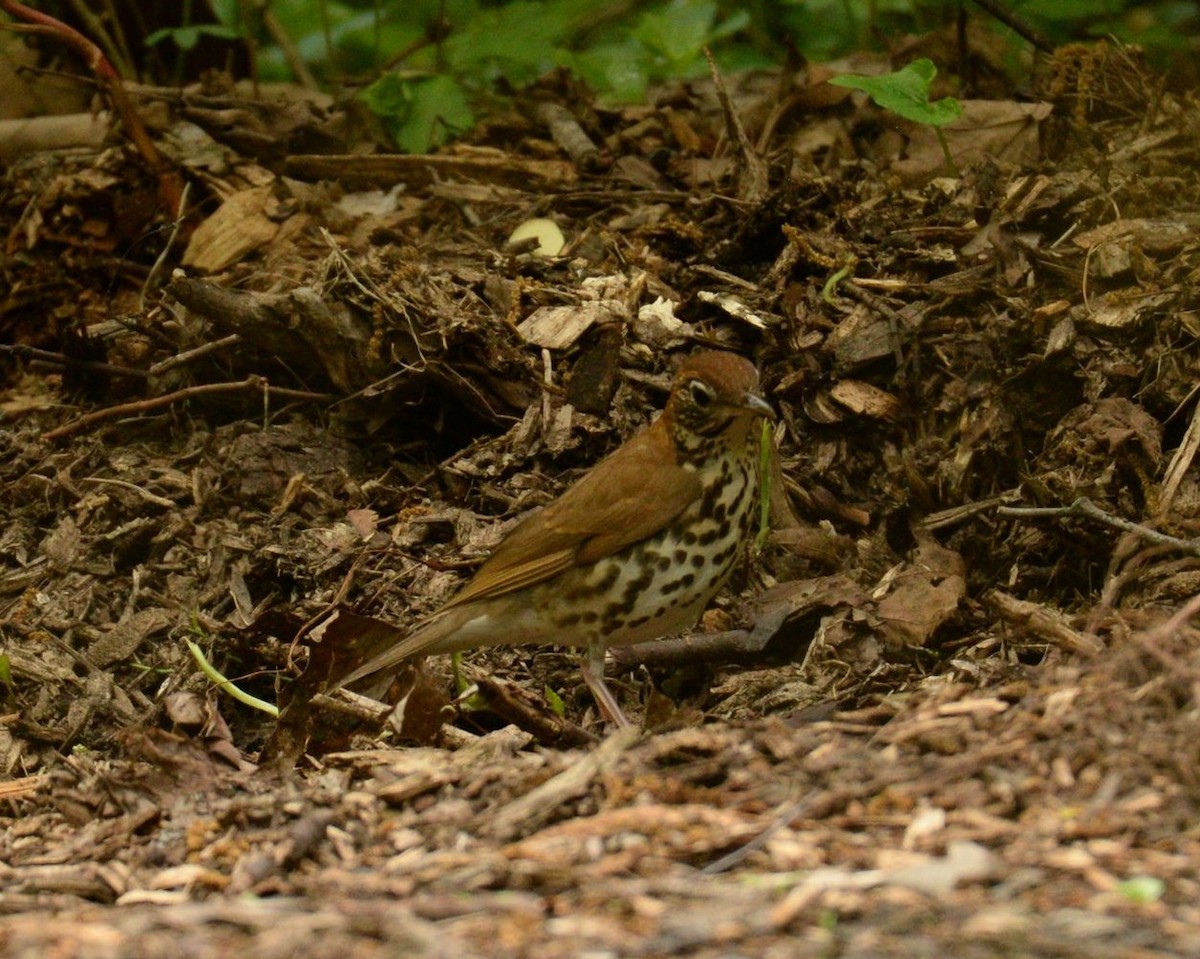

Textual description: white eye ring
[689,380,715,407]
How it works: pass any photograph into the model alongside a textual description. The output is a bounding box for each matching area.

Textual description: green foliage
[1018,0,1125,19]
[442,0,584,86]
[778,0,948,62]
[1013,0,1199,51]
[144,23,243,53]
[566,1,750,102]
[352,0,755,150]
[129,0,1198,152]
[360,73,475,153]
[829,59,962,127]
[831,59,963,173]
[775,0,860,62]
[633,1,748,75]
[143,0,244,53]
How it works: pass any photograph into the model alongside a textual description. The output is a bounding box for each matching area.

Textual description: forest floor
[3,30,1200,959]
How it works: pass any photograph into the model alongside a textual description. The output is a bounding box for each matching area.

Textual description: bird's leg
[581,640,631,729]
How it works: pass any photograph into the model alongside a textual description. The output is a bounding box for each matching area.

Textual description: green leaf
[634,0,748,74]
[544,685,567,717]
[145,24,243,52]
[777,0,864,61]
[0,652,12,689]
[1118,876,1165,904]
[359,71,412,116]
[565,41,652,103]
[829,58,963,127]
[273,0,356,42]
[634,0,719,66]
[208,0,242,27]
[360,73,475,153]
[708,7,751,44]
[443,0,583,84]
[564,0,750,104]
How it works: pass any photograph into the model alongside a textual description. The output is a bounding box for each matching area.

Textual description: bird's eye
[688,380,714,407]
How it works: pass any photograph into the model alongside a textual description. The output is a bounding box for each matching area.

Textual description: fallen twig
[142,181,192,308]
[489,727,639,840]
[1160,396,1200,515]
[535,101,601,170]
[44,376,334,440]
[0,343,147,378]
[147,334,243,378]
[970,0,1055,53]
[997,497,1200,556]
[704,47,768,205]
[702,791,819,875]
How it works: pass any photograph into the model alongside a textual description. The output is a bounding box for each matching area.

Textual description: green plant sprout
[821,258,857,303]
[829,58,963,173]
[755,417,772,552]
[186,637,279,717]
[543,685,567,717]
[1118,876,1166,904]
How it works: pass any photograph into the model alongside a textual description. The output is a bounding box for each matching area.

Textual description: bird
[335,350,773,727]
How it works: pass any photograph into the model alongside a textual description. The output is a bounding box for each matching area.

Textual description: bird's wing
[446,420,701,607]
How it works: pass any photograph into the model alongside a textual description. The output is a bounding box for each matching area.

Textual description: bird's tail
[332,604,481,690]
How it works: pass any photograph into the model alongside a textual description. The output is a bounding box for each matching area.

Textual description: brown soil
[3,36,1200,959]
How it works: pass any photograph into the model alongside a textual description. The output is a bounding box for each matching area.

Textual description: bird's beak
[739,392,775,419]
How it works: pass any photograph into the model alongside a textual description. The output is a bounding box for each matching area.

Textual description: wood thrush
[337,350,773,727]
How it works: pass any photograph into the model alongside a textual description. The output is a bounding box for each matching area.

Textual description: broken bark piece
[166,274,386,393]
[565,327,623,415]
[986,589,1104,656]
[534,101,601,170]
[827,379,904,422]
[182,186,279,271]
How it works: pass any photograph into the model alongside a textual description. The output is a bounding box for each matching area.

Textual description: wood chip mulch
[2,35,1200,958]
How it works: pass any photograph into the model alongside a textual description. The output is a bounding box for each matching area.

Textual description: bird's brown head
[664,351,772,459]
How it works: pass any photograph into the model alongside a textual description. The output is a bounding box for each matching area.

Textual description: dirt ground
[3,29,1200,959]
